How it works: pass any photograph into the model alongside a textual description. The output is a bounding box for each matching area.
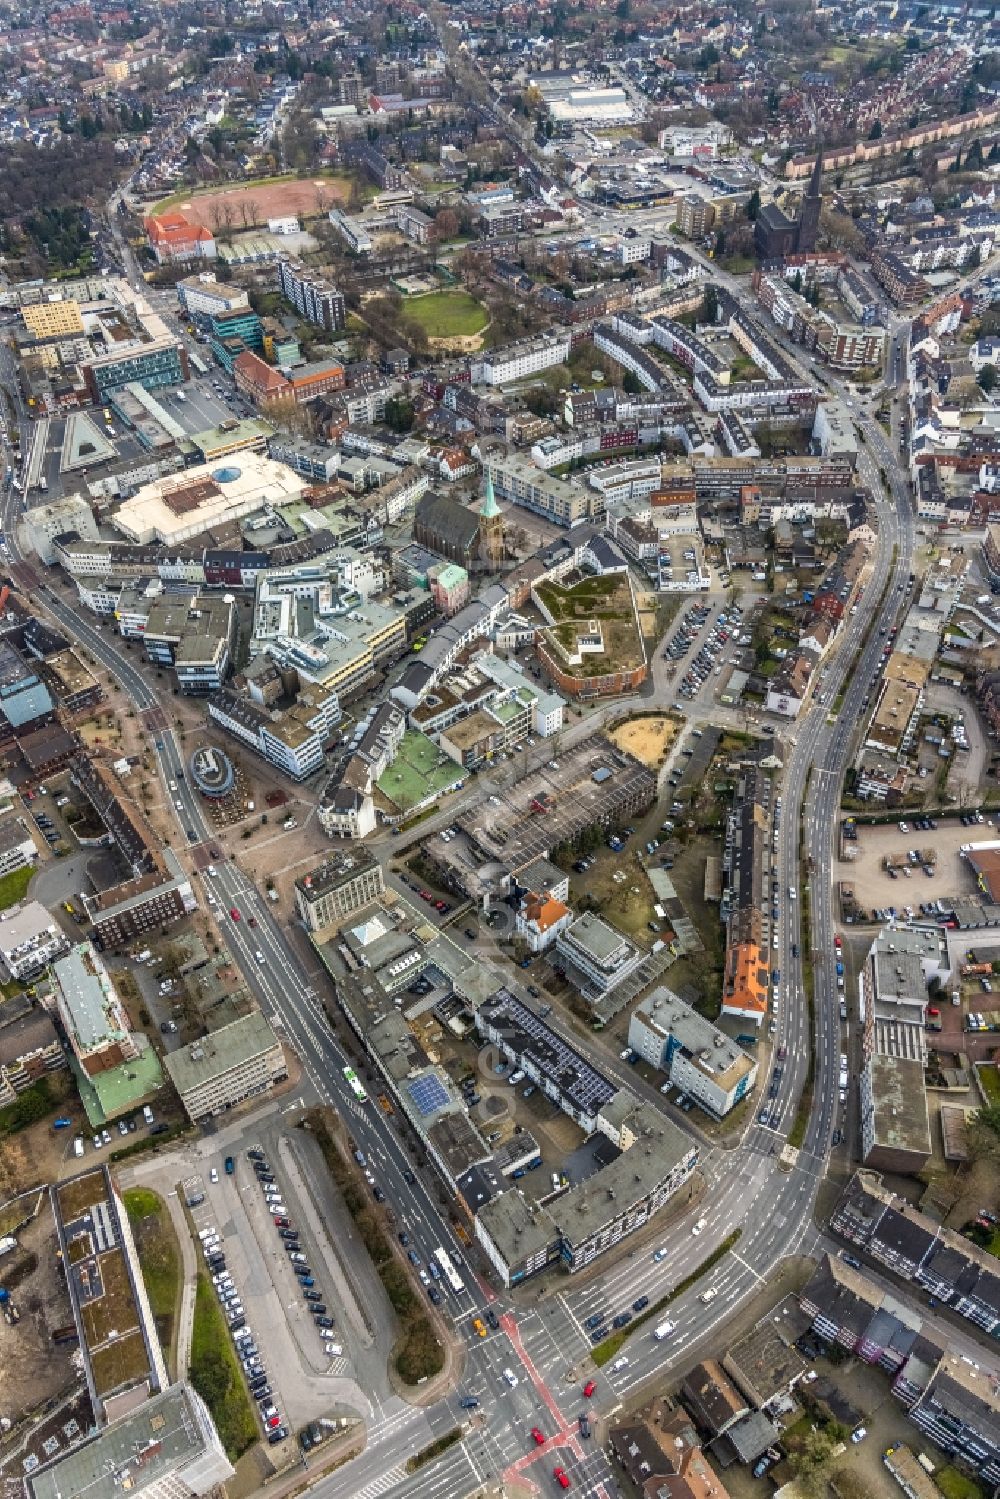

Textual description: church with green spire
[478,472,504,570]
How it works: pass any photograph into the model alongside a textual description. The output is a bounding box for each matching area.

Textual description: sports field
[404,290,489,338]
[153,174,353,227]
[608,715,679,770]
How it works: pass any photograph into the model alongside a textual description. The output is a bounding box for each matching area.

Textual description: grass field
[0,865,33,911]
[123,1187,181,1370]
[404,290,489,338]
[190,1274,257,1460]
[978,1063,1000,1106]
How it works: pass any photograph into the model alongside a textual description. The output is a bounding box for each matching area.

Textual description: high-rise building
[277,259,346,332]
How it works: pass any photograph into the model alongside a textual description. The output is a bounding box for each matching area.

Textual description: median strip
[590,1228,742,1367]
[405,1428,463,1473]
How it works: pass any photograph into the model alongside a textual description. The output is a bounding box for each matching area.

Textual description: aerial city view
[2,2,1000,1498]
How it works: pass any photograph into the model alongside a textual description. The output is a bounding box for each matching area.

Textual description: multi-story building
[278,259,346,332]
[142,595,235,695]
[82,847,198,947]
[165,1013,286,1122]
[51,942,140,1078]
[555,913,645,1000]
[628,986,756,1117]
[27,1382,232,1499]
[514,890,573,952]
[677,195,716,238]
[25,494,102,567]
[208,684,340,781]
[0,813,39,878]
[83,337,189,402]
[294,847,384,932]
[0,994,65,1105]
[284,360,346,405]
[327,209,373,255]
[176,276,251,326]
[209,306,264,371]
[473,333,571,387]
[0,900,69,981]
[233,350,292,408]
[22,298,84,339]
[397,204,433,244]
[143,211,217,264]
[481,451,598,527]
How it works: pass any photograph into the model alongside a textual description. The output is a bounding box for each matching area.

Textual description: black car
[229,1316,245,1332]
[584,1313,603,1329]
[612,1312,632,1329]
[267,1427,288,1446]
[578,1413,591,1439]
[315,1315,334,1328]
[308,1304,328,1316]
[293,1265,312,1277]
[373,1186,386,1202]
[403,1169,416,1185]
[247,1148,264,1161]
[398,1231,410,1246]
[486,1309,499,1330]
[256,1171,275,1184]
[632,1296,649,1313]
[279,1229,299,1241]
[254,1385,273,1402]
[590,1326,608,1344]
[304,1290,322,1301]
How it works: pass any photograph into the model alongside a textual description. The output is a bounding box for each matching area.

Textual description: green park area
[190,1274,257,1460]
[0,866,33,911]
[403,289,489,338]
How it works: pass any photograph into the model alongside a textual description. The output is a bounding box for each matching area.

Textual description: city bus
[433,1247,466,1296]
[343,1066,368,1104]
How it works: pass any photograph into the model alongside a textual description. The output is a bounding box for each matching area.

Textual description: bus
[343,1066,368,1104]
[433,1247,466,1296]
[188,349,209,375]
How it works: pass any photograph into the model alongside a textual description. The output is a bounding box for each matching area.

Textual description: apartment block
[0,994,66,1106]
[628,986,756,1117]
[164,1012,286,1122]
[278,258,346,332]
[0,899,69,981]
[555,911,645,1000]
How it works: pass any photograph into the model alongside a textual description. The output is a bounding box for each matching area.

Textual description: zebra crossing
[351,1464,407,1499]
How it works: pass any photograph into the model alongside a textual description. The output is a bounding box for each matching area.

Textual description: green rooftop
[376,731,465,813]
[72,1037,163,1128]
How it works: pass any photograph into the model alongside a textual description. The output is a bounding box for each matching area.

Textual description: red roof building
[144,212,217,265]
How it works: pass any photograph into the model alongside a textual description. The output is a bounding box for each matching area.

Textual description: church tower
[478,472,504,571]
[795,145,823,254]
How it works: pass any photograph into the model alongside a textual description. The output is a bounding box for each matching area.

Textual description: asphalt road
[0,254,929,1499]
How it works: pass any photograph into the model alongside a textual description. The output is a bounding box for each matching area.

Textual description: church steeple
[795,143,823,254]
[478,470,504,571]
[480,471,500,520]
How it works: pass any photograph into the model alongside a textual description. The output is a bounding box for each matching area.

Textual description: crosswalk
[352,1464,407,1499]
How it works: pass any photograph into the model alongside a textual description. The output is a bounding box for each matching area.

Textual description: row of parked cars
[249,1146,341,1359]
[198,1214,288,1446]
[662,603,713,661]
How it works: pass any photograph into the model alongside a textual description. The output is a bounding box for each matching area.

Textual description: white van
[73,1137,85,1157]
[143,1105,154,1126]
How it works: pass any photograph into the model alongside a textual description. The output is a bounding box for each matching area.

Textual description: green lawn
[0,866,33,911]
[190,1275,257,1460]
[979,1064,1000,1106]
[404,290,488,338]
[936,1467,984,1499]
[123,1188,181,1367]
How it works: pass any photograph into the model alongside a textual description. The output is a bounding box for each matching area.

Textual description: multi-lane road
[0,269,923,1498]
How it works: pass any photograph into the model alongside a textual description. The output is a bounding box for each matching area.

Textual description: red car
[274,1216,290,1227]
[928,1006,940,1017]
[230,908,240,921]
[583,1380,596,1398]
[266,1414,281,1429]
[834,936,842,949]
[434,900,447,912]
[530,1426,545,1446]
[554,1467,570,1490]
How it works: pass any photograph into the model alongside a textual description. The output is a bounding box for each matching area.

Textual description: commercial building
[113,451,306,546]
[295,848,385,932]
[629,986,756,1117]
[278,258,346,333]
[176,275,251,325]
[207,684,341,781]
[142,593,236,695]
[0,900,68,982]
[52,942,140,1077]
[26,1382,233,1499]
[83,337,188,403]
[25,494,102,567]
[164,1012,287,1122]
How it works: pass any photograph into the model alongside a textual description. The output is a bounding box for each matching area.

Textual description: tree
[433,207,459,242]
[968,1101,1000,1162]
[700,284,719,325]
[868,120,883,140]
[788,1425,847,1498]
[622,370,643,395]
[384,397,415,432]
[979,364,999,395]
[746,188,760,222]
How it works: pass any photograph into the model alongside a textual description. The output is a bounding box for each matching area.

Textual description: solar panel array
[483,988,616,1116]
[406,1072,451,1118]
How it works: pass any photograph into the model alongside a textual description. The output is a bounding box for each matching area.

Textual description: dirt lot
[608,714,679,770]
[0,1199,80,1451]
[836,818,981,913]
[0,1081,83,1202]
[166,176,350,228]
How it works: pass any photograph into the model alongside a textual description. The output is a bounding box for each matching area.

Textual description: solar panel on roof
[408,1073,450,1117]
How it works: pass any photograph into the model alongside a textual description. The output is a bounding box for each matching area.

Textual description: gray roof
[164,1012,280,1095]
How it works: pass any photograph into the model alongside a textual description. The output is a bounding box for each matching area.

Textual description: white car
[653,1247,667,1262]
[692,1217,708,1236]
[209,1167,219,1183]
[611,1356,629,1372]
[503,1367,519,1388]
[851,1427,867,1444]
[324,1342,344,1357]
[788,886,797,900]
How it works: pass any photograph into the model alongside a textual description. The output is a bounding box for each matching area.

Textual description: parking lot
[836,816,981,915]
[184,1124,394,1449]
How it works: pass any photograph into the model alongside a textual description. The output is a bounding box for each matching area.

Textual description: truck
[654,1319,676,1340]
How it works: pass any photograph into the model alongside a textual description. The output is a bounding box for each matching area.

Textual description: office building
[142,594,236,695]
[83,337,188,403]
[22,299,84,339]
[164,1012,286,1122]
[176,276,251,325]
[628,986,756,1117]
[26,1382,233,1499]
[295,847,385,932]
[208,684,340,781]
[82,847,198,947]
[555,912,645,1000]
